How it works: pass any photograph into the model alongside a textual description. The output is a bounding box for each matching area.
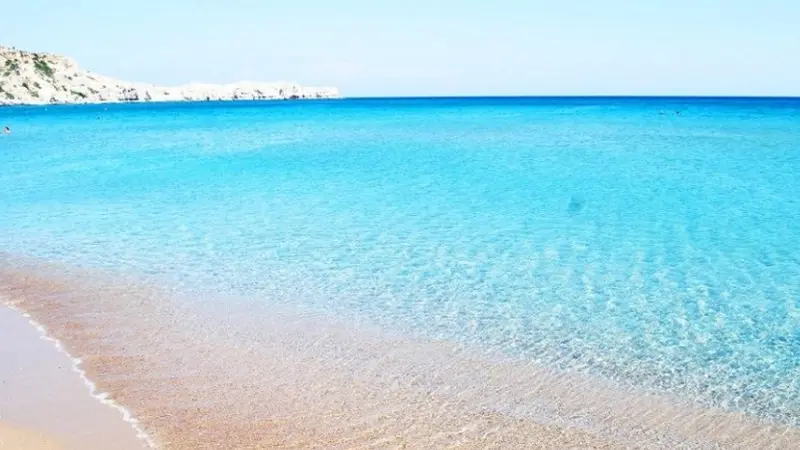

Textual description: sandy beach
[1,256,798,449]
[3,0,800,446]
[0,305,146,450]
[0,422,66,450]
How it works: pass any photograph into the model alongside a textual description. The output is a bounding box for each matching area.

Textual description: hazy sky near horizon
[4,0,799,96]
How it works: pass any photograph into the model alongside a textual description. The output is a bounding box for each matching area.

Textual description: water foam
[3,302,158,449]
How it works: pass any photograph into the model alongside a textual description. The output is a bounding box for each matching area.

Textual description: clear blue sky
[4,0,799,96]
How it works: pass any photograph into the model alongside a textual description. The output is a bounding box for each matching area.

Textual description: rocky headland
[0,46,340,105]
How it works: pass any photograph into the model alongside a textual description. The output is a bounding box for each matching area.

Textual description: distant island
[0,45,341,105]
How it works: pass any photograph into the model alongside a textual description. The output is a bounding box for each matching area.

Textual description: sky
[3,0,799,97]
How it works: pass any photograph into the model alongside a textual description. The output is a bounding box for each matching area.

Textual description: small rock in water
[567,195,585,214]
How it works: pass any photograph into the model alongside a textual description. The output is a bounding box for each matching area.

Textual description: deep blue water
[1,97,799,424]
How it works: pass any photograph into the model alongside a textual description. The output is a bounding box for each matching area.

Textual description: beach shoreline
[0,303,149,449]
[2,255,798,449]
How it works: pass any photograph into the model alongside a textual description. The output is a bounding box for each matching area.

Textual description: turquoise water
[1,98,799,425]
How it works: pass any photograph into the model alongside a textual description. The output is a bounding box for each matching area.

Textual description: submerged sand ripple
[1,255,797,449]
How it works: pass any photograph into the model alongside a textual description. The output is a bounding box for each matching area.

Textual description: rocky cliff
[0,46,340,105]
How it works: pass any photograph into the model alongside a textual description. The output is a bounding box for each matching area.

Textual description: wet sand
[0,305,146,449]
[1,255,798,449]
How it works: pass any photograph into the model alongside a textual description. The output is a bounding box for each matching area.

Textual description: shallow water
[1,98,799,441]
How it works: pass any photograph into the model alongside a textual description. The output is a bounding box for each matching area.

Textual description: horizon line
[344,94,800,100]
[3,94,800,110]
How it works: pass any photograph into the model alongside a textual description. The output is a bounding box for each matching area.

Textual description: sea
[1,97,798,448]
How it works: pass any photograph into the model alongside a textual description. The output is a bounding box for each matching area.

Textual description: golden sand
[1,255,798,449]
[0,300,145,449]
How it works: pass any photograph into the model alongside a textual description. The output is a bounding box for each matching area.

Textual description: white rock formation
[0,46,340,105]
